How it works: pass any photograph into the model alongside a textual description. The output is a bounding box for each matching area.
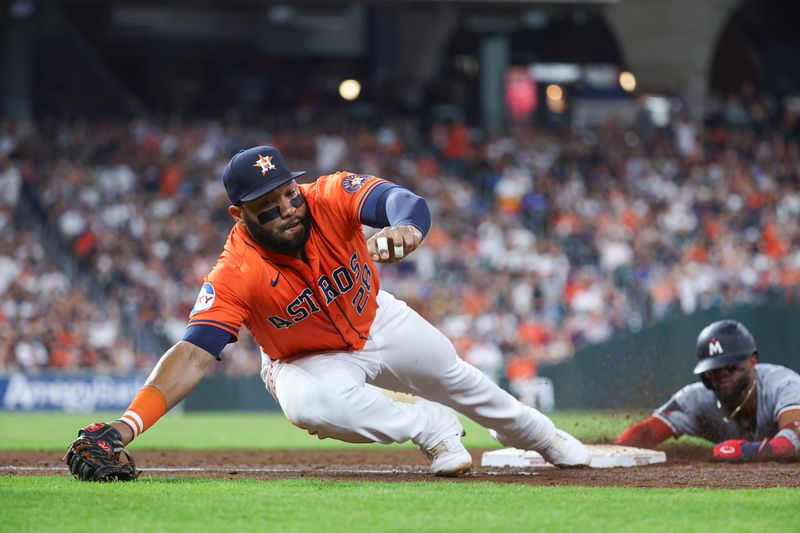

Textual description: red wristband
[768,435,796,456]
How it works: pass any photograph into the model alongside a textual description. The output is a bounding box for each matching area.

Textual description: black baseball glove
[64,422,139,482]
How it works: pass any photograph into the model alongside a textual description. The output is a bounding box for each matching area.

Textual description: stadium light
[619,71,636,92]
[339,79,362,101]
[546,84,566,114]
[546,84,563,101]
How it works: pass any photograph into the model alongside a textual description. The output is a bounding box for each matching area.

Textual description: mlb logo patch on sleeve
[342,174,374,193]
[191,282,216,315]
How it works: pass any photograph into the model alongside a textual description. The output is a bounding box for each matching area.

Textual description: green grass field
[0,410,791,532]
[0,409,646,450]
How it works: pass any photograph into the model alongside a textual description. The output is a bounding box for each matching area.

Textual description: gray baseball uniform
[654,364,800,442]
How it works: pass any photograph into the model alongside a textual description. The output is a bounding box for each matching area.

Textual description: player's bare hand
[368,226,423,263]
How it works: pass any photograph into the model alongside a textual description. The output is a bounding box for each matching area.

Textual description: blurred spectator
[2,87,799,380]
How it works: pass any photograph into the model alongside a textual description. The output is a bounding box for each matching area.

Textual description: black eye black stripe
[257,206,281,224]
[257,193,304,224]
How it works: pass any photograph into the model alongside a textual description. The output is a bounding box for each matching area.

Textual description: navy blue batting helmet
[693,319,757,375]
[223,146,306,205]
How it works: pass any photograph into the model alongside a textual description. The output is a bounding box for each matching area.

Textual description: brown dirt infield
[3,445,799,488]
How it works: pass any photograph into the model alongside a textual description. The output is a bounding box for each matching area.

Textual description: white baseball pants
[260,290,556,451]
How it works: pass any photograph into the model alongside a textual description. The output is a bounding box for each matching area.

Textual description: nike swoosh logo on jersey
[271,273,280,286]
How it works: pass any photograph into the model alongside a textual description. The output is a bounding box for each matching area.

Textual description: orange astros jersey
[188,172,386,360]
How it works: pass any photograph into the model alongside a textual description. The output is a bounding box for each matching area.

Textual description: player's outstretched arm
[360,184,430,263]
[713,409,800,462]
[65,341,215,481]
[614,415,675,448]
[111,340,215,444]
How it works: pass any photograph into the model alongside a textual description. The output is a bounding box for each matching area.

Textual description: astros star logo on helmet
[253,154,277,175]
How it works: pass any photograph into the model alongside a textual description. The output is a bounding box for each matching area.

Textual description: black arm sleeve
[360,184,431,237]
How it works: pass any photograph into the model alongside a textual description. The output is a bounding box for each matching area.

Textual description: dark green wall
[540,304,800,409]
[184,375,280,411]
[184,304,800,412]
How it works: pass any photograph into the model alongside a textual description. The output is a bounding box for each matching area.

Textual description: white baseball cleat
[423,434,473,477]
[538,429,591,468]
[417,401,472,476]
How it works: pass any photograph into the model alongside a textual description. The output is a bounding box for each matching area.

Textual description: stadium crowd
[1,93,799,383]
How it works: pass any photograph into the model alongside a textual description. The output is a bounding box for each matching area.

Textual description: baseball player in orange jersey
[66,145,589,480]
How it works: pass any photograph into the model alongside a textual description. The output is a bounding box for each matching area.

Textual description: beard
[243,211,310,256]
[714,372,752,407]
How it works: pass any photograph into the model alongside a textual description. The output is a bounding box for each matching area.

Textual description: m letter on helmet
[709,339,724,356]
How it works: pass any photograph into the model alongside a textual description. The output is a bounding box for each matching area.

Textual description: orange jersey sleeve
[186,232,252,340]
[187,172,389,360]
[305,172,389,230]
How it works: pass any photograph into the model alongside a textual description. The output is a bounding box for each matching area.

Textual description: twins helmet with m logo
[693,319,758,388]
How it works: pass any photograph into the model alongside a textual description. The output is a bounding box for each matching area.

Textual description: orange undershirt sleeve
[117,385,168,439]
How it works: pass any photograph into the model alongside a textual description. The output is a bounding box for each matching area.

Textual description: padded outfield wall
[183,302,800,412]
